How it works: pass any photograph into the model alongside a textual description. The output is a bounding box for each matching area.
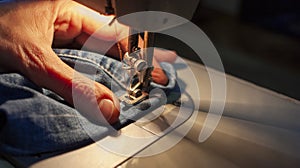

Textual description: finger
[69,1,128,42]
[151,58,169,85]
[152,68,169,86]
[71,74,120,124]
[27,47,120,124]
[75,33,121,59]
[153,48,178,63]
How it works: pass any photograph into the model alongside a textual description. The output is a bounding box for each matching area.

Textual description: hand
[0,0,120,124]
[0,0,178,125]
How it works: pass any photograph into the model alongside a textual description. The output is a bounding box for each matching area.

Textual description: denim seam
[57,53,128,89]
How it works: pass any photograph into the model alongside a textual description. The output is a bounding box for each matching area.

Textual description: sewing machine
[2,1,300,167]
[95,0,200,105]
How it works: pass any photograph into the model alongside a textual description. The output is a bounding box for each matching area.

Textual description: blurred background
[155,0,300,100]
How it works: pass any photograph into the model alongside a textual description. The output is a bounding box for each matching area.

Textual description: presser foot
[119,91,149,105]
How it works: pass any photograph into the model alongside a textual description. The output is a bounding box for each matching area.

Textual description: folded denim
[0,49,179,156]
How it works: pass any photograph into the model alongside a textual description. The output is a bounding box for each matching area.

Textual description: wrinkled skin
[0,0,177,124]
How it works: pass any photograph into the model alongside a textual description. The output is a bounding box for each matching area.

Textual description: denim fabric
[0,49,179,156]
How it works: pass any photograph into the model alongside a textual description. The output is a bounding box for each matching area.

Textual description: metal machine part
[104,0,157,105]
[119,30,155,105]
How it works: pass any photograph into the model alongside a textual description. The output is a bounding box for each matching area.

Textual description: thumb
[27,48,120,124]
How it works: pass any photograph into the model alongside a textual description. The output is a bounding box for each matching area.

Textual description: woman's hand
[0,0,120,124]
[0,0,178,123]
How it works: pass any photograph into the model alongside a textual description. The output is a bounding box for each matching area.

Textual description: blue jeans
[0,49,179,156]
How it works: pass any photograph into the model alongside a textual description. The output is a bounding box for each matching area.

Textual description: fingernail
[99,99,114,121]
